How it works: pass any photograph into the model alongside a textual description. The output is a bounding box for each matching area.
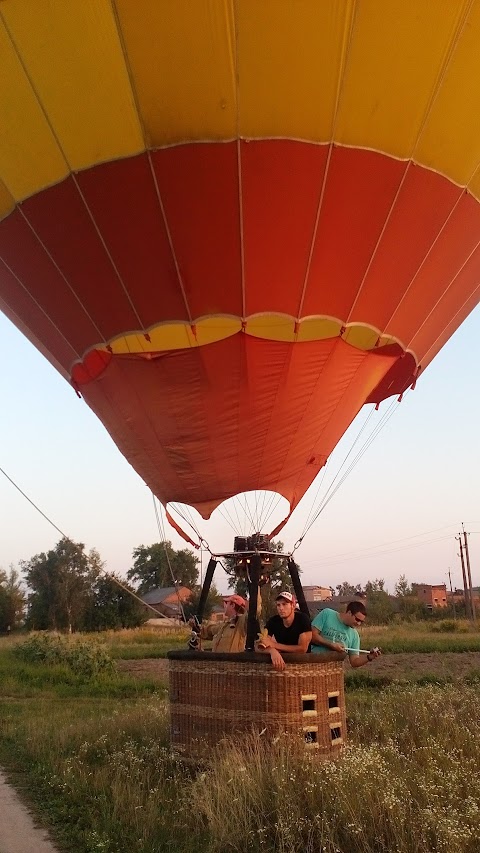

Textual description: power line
[301,523,462,566]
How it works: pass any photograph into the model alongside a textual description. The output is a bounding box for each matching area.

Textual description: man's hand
[368,646,381,660]
[258,635,275,649]
[331,642,346,653]
[269,648,285,671]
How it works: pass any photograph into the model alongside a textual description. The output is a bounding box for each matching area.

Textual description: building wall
[303,586,333,601]
[412,584,447,608]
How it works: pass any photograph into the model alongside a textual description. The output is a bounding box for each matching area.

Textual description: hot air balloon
[2,1,480,752]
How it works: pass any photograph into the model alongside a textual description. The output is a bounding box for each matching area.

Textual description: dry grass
[2,673,480,852]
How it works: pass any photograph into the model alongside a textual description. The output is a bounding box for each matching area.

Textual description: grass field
[1,627,480,852]
[98,620,480,658]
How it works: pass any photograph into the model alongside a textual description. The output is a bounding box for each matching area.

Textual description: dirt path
[0,771,59,853]
[117,652,480,683]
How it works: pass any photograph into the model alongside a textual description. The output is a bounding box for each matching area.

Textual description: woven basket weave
[167,650,346,758]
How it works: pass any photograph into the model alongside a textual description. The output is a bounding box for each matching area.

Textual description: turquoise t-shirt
[311,608,360,655]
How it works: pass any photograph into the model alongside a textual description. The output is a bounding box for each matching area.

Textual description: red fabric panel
[21,178,140,342]
[152,143,242,317]
[366,352,417,404]
[1,140,480,422]
[241,140,329,315]
[348,163,462,328]
[0,292,74,381]
[304,147,407,318]
[80,334,396,517]
[0,208,99,358]
[384,191,480,352]
[77,155,188,325]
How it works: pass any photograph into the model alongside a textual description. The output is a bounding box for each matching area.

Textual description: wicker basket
[167,650,346,758]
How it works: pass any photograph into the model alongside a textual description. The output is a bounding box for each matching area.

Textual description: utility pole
[456,535,471,620]
[448,568,456,621]
[462,523,476,623]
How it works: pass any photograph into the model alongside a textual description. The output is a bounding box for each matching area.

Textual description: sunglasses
[354,615,365,625]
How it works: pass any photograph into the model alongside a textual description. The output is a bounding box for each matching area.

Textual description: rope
[0,465,168,619]
[168,502,203,545]
[152,493,187,623]
[292,395,404,553]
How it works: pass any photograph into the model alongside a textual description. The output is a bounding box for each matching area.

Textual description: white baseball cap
[276,591,294,603]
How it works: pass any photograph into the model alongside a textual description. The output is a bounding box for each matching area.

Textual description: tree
[84,573,147,631]
[127,542,199,594]
[394,575,424,620]
[364,579,386,594]
[224,541,297,620]
[182,583,223,621]
[336,581,363,597]
[23,538,101,632]
[363,578,395,624]
[0,566,25,631]
[394,575,412,598]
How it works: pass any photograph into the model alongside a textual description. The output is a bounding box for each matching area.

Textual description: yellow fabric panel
[115,0,236,146]
[297,318,342,342]
[335,0,466,160]
[237,0,353,140]
[0,179,15,220]
[416,2,480,187]
[194,317,241,346]
[343,325,380,351]
[0,16,68,200]
[96,315,405,355]
[1,0,143,173]
[246,315,296,342]
[107,325,196,355]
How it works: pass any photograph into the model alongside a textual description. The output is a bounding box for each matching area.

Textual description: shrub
[432,619,458,633]
[13,633,115,678]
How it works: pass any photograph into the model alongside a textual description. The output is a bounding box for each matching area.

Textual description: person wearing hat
[258,591,312,671]
[190,594,249,653]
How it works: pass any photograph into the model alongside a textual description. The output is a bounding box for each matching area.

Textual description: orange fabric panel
[80,334,396,518]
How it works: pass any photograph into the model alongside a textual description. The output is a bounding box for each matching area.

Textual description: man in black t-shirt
[258,591,312,672]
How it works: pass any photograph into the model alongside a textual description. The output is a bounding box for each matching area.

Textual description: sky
[1,308,480,596]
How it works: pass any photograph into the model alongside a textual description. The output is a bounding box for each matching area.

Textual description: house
[209,603,225,623]
[140,586,192,620]
[302,585,333,602]
[304,593,366,619]
[411,583,447,609]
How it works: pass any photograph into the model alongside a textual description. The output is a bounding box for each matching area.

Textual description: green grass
[2,626,480,852]
[101,627,188,659]
[361,619,480,652]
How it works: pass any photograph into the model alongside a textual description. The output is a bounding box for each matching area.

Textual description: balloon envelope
[1,1,480,535]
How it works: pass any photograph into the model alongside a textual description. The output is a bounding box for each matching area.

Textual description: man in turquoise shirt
[311,601,381,668]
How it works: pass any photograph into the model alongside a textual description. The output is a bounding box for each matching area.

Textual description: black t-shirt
[265,611,311,647]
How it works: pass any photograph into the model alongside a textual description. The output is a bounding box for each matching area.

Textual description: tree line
[2,537,460,633]
[334,577,466,623]
[2,536,213,632]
